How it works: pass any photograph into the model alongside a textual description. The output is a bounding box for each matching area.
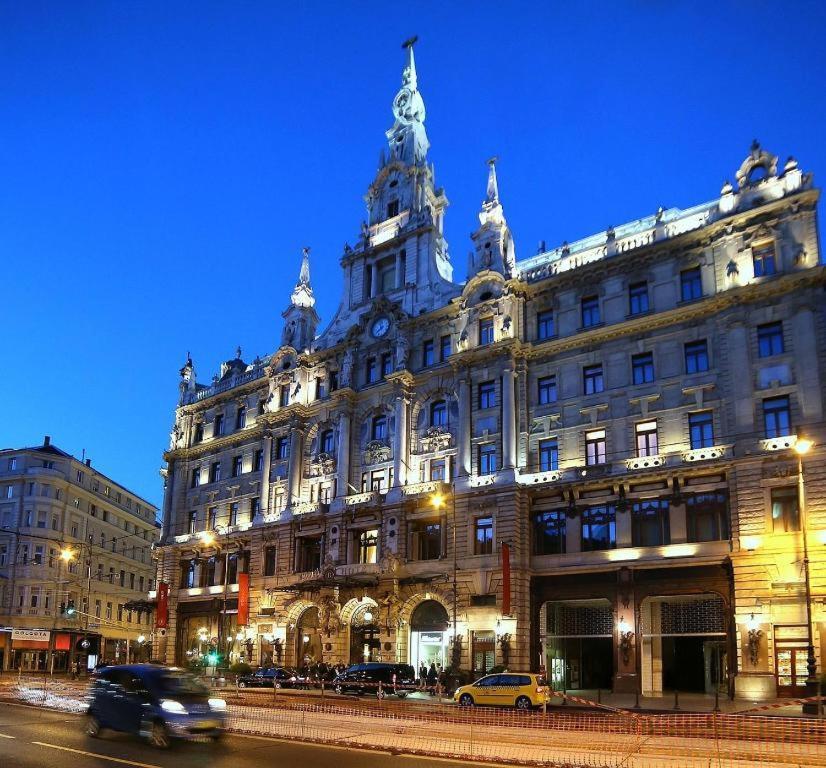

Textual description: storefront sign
[237,572,250,626]
[156,581,169,629]
[11,629,50,648]
[501,542,511,616]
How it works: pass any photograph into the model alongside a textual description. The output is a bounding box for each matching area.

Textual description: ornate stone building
[154,43,825,700]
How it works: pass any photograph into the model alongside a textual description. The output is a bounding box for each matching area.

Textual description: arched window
[371,415,387,441]
[430,400,447,427]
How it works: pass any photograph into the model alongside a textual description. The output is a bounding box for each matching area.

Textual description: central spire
[290,247,315,308]
[401,35,419,91]
[386,36,429,164]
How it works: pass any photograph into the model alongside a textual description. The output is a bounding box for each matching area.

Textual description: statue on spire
[387,36,429,165]
[281,247,320,352]
[290,247,315,309]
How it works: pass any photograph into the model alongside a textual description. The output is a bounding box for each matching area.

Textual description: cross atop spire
[401,36,418,90]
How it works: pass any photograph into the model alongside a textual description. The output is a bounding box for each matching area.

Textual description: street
[0,703,467,768]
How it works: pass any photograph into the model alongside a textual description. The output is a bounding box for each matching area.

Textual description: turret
[281,247,320,351]
[469,158,516,278]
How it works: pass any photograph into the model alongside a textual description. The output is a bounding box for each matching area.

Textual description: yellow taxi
[454,672,549,709]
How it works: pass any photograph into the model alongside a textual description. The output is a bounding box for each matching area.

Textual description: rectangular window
[479,317,495,345]
[381,353,393,378]
[581,504,616,551]
[478,443,497,475]
[253,449,264,472]
[474,517,494,555]
[264,546,277,577]
[320,430,335,454]
[686,491,729,542]
[231,455,243,478]
[757,322,784,357]
[235,406,247,430]
[684,340,709,373]
[366,357,378,384]
[752,243,776,277]
[533,509,566,555]
[207,507,217,530]
[190,467,201,488]
[277,437,290,460]
[411,520,441,560]
[631,352,655,385]
[314,377,325,401]
[370,470,386,493]
[632,498,670,546]
[585,429,606,465]
[537,375,557,405]
[635,421,659,457]
[228,502,239,526]
[7,458,16,470]
[583,364,604,395]
[430,400,448,427]
[279,384,290,407]
[187,510,197,535]
[387,199,400,218]
[536,310,555,340]
[296,536,322,572]
[689,411,714,449]
[4,485,12,499]
[422,340,435,367]
[478,381,496,409]
[771,487,800,532]
[213,413,224,437]
[680,266,702,301]
[357,529,379,564]
[440,335,451,361]
[194,423,204,443]
[538,438,559,472]
[371,416,387,441]
[209,462,221,483]
[581,295,601,327]
[429,459,446,481]
[249,497,260,521]
[763,396,791,438]
[628,281,649,315]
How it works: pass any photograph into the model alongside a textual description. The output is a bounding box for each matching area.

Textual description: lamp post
[431,480,459,670]
[199,525,231,667]
[793,438,817,705]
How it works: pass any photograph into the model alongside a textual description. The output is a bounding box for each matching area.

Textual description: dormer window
[387,199,400,218]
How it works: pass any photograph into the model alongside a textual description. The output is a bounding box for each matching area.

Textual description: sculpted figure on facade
[340,348,354,388]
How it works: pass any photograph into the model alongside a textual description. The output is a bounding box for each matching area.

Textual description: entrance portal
[541,599,614,691]
[296,607,322,665]
[409,600,449,671]
[349,603,381,664]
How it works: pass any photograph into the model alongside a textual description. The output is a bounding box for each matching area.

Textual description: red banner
[237,572,250,626]
[156,581,169,629]
[502,542,511,616]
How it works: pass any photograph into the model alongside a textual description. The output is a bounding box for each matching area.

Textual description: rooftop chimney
[44,435,51,447]
[85,458,91,467]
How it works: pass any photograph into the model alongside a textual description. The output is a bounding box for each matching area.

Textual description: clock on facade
[371,317,390,338]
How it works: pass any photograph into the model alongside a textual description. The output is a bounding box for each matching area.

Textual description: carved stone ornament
[318,594,342,636]
[419,425,452,453]
[309,452,336,476]
[364,440,392,466]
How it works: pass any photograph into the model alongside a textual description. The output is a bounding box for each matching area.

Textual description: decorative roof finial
[235,345,242,359]
[299,247,311,287]
[290,247,315,308]
[401,36,418,90]
[485,156,499,205]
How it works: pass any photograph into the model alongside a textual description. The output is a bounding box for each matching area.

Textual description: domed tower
[281,247,320,352]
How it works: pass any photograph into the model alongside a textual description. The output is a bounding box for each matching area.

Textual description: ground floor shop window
[472,631,495,676]
[410,600,449,670]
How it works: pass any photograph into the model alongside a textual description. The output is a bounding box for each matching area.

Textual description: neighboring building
[154,42,825,701]
[0,437,160,670]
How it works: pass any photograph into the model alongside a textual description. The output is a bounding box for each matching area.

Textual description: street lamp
[431,483,459,670]
[793,437,817,704]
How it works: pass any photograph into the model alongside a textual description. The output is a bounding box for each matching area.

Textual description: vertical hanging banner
[156,581,169,629]
[237,572,250,626]
[501,542,511,616]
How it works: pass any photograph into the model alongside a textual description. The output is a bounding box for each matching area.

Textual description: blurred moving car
[237,666,297,689]
[333,662,417,698]
[86,664,227,748]
[453,673,549,710]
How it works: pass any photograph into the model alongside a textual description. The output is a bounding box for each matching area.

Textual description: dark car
[333,662,417,698]
[86,664,227,748]
[237,666,297,689]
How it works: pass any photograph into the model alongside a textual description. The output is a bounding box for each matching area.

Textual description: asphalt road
[0,702,472,768]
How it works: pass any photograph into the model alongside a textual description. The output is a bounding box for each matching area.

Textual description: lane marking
[0,733,15,738]
[31,741,163,768]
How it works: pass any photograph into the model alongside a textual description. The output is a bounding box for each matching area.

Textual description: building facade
[0,437,160,671]
[155,43,826,700]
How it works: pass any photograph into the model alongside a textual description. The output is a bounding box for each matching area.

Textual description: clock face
[393,88,414,124]
[371,317,390,338]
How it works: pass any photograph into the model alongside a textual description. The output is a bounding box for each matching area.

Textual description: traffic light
[207,652,220,666]
[66,600,76,617]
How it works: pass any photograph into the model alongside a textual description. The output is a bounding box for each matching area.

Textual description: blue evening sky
[2,2,824,509]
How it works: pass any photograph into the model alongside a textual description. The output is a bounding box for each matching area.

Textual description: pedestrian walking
[427,662,437,694]
[419,662,427,690]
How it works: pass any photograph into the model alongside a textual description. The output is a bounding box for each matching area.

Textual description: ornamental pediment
[364,440,392,466]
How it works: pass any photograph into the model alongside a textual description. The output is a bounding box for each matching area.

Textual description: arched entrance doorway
[409,599,449,671]
[349,602,381,664]
[295,607,322,666]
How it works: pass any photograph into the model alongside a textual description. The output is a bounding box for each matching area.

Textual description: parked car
[237,666,297,689]
[86,664,227,748]
[333,662,417,698]
[454,673,549,710]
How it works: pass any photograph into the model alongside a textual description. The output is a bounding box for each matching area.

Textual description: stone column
[726,322,753,430]
[370,262,379,298]
[393,393,409,488]
[457,376,471,477]
[286,427,304,508]
[161,461,176,543]
[502,366,517,469]
[336,410,351,498]
[260,433,273,517]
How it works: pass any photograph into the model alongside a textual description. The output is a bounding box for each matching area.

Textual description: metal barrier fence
[3,675,826,767]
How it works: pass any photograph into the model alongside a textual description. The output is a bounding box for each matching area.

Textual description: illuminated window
[474,517,494,555]
[771,487,799,532]
[187,510,197,535]
[752,243,776,277]
[635,421,658,457]
[357,529,379,564]
[585,429,606,465]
